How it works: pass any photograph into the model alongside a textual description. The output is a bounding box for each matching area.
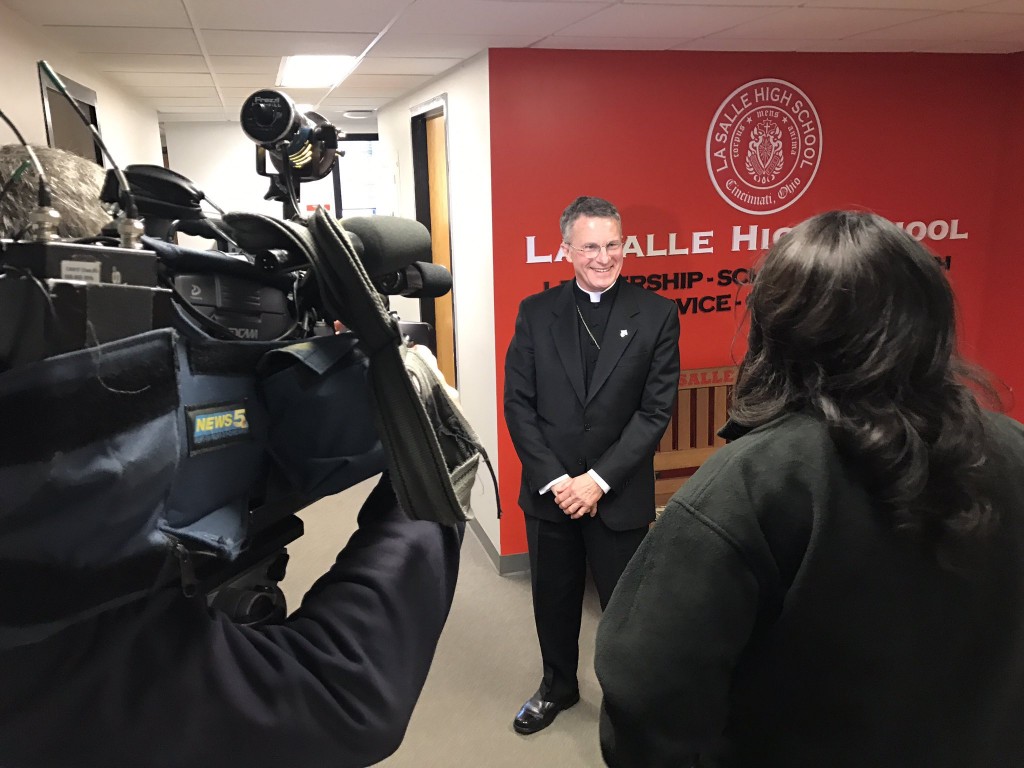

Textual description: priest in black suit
[504,195,680,735]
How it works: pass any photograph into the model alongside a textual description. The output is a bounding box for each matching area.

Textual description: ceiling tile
[555,4,785,37]
[86,54,208,72]
[320,97,393,107]
[157,105,231,113]
[189,0,411,32]
[5,0,189,27]
[208,56,281,74]
[705,7,942,39]
[533,35,685,49]
[798,0,983,8]
[216,99,258,112]
[41,26,200,54]
[147,97,225,107]
[10,0,1023,127]
[622,0,794,5]
[674,37,816,51]
[794,35,1010,51]
[219,92,260,106]
[343,74,433,88]
[201,30,374,56]
[328,85,415,98]
[675,36,925,51]
[388,0,606,36]
[215,73,280,88]
[354,56,465,75]
[159,113,231,122]
[923,36,1024,48]
[817,38,952,50]
[969,0,1024,11]
[221,87,285,98]
[106,72,215,87]
[368,33,541,57]
[849,9,1024,38]
[129,86,221,98]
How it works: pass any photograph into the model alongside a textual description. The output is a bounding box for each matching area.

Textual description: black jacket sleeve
[0,476,462,768]
[591,301,679,490]
[504,297,567,490]
[594,493,761,767]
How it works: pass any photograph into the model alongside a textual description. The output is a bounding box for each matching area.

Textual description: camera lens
[253,103,276,128]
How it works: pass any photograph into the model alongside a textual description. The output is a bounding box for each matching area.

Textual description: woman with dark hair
[595,210,1024,768]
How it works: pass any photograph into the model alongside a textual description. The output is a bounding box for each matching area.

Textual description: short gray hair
[0,145,111,239]
[559,195,621,241]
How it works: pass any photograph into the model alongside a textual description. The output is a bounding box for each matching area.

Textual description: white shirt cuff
[588,469,610,494]
[539,474,570,495]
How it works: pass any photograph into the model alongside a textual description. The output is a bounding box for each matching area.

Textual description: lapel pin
[620,329,628,338]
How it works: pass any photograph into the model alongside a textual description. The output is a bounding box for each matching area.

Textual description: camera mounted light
[240,89,338,183]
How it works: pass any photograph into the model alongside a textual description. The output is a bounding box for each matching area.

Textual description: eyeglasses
[565,240,624,257]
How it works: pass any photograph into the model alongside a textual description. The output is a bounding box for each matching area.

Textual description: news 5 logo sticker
[706,78,822,215]
[186,401,251,455]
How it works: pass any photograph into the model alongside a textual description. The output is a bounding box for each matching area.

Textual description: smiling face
[562,215,624,293]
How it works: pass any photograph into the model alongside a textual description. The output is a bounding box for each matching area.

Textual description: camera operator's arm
[210,475,462,766]
[0,475,461,768]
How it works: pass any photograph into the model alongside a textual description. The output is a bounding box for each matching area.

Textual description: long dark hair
[732,210,995,555]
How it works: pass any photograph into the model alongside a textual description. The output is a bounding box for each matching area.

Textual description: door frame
[409,94,457,386]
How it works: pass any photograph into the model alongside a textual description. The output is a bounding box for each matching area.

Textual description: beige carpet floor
[281,476,606,768]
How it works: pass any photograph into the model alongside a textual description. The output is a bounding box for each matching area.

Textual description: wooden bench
[654,366,738,508]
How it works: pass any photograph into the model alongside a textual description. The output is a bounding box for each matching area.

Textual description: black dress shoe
[512,690,580,735]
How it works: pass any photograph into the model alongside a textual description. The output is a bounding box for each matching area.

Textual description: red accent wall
[490,48,1022,556]
[976,53,1024,417]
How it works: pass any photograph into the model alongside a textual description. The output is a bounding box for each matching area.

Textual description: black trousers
[525,513,647,703]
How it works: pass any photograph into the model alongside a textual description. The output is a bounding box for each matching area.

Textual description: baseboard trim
[467,517,530,576]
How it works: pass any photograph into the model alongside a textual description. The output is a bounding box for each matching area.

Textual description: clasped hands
[553,475,604,520]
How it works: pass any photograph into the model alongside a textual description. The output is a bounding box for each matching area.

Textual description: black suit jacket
[504,278,680,531]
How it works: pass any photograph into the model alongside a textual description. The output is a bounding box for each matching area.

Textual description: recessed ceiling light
[341,110,374,119]
[277,55,358,89]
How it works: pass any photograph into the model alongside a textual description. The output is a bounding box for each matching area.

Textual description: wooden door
[425,113,456,388]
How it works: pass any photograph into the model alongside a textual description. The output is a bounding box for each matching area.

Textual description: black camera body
[0,238,173,371]
[0,222,354,626]
[0,89,449,627]
[0,233,303,373]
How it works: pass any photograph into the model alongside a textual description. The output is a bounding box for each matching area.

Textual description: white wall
[378,53,502,553]
[165,62,499,549]
[163,122,284,219]
[0,4,161,165]
[162,122,420,318]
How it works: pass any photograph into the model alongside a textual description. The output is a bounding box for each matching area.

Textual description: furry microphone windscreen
[0,145,111,240]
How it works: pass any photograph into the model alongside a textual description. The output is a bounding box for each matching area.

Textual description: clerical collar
[575,280,617,304]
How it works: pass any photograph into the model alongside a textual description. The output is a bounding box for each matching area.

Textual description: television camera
[0,74,460,634]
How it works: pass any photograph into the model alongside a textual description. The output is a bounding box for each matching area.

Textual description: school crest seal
[706,78,822,215]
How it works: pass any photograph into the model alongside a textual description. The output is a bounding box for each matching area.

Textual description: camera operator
[0,144,464,768]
